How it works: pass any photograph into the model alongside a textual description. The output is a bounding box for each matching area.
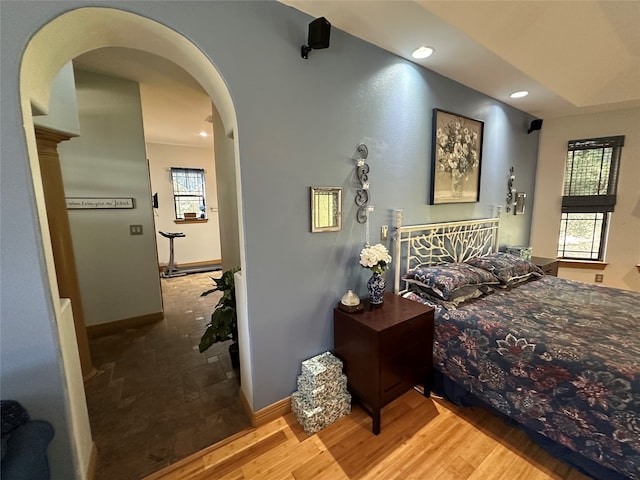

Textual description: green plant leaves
[198,267,240,353]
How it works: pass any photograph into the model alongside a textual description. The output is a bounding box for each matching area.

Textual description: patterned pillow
[465,252,544,286]
[402,263,499,301]
[409,284,489,310]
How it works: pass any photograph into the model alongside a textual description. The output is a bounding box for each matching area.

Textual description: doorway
[64,48,245,478]
[20,6,248,478]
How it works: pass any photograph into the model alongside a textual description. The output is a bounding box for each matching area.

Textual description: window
[170,167,207,220]
[557,136,624,261]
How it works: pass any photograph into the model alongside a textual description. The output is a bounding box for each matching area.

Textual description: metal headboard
[393,211,500,294]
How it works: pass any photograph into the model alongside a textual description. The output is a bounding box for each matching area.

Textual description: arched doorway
[19,7,248,477]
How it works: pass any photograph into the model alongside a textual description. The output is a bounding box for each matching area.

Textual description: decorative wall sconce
[301,17,331,59]
[392,209,403,243]
[514,192,526,215]
[506,166,515,213]
[506,166,526,215]
[355,144,370,224]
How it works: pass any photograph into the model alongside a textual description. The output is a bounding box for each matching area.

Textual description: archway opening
[19,6,249,478]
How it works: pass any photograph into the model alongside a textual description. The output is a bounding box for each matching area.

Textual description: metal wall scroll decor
[355,144,370,223]
[505,167,526,215]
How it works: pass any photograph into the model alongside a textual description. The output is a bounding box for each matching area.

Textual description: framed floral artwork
[430,109,484,204]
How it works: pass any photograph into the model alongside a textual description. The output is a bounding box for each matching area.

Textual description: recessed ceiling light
[510,91,529,98]
[412,46,434,59]
[199,131,209,137]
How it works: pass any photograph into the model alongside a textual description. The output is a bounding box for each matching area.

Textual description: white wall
[57,300,93,478]
[2,58,86,478]
[33,63,93,478]
[147,142,222,266]
[210,105,241,272]
[33,62,80,135]
[531,108,640,292]
[58,69,163,325]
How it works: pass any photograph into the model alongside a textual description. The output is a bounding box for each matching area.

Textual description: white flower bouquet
[359,243,392,274]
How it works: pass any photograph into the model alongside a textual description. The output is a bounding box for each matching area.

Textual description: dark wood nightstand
[531,256,559,276]
[333,292,434,434]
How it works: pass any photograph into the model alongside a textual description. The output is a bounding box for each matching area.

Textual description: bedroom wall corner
[530,107,640,292]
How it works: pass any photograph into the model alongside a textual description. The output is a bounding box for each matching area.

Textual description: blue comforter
[406,276,640,479]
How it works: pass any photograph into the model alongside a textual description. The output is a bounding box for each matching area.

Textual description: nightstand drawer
[540,263,558,276]
[380,348,428,403]
[379,375,407,403]
[381,316,428,355]
[531,256,559,277]
[380,315,430,402]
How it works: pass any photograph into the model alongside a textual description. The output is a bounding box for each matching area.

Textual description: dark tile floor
[84,271,251,480]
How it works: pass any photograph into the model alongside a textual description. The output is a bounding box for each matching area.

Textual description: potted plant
[199,267,240,368]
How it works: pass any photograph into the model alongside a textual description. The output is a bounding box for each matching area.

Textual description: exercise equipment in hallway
[159,231,220,278]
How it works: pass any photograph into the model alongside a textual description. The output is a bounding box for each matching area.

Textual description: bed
[392,215,640,480]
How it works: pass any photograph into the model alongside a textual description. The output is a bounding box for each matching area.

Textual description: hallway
[84,271,251,480]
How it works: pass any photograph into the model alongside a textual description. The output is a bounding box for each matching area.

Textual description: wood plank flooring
[145,390,591,480]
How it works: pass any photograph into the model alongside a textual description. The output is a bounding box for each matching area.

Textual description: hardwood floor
[145,390,591,480]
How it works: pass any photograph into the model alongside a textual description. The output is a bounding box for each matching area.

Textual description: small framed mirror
[310,187,342,232]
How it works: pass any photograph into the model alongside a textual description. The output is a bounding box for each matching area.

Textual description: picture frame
[310,186,342,232]
[65,197,135,209]
[430,109,484,204]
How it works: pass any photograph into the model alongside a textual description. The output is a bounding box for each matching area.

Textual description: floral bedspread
[406,276,640,479]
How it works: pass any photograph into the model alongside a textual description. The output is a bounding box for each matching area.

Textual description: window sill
[558,259,608,270]
[174,219,208,224]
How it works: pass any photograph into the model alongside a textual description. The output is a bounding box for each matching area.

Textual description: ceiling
[282,0,640,118]
[73,1,639,147]
[74,48,215,147]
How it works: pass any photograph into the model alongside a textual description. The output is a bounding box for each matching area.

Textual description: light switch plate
[130,225,143,235]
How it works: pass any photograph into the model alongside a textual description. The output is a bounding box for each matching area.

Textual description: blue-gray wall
[1,2,538,475]
[201,1,539,410]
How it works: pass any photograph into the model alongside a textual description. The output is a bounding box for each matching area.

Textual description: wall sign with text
[65,198,135,209]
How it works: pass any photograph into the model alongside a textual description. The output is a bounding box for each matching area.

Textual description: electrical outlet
[595,274,603,283]
[130,225,143,235]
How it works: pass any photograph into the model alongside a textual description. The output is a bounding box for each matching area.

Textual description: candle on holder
[365,206,375,245]
[395,209,403,229]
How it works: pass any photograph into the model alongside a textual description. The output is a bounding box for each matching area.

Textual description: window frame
[557,136,624,261]
[557,211,609,261]
[170,167,207,221]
